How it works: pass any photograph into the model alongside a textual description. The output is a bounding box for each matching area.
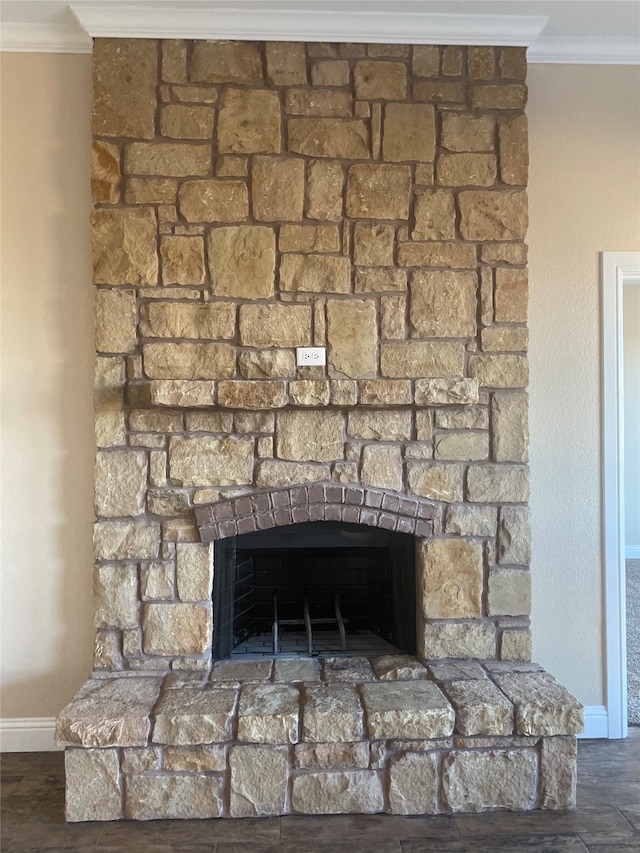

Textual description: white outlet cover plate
[296,347,326,366]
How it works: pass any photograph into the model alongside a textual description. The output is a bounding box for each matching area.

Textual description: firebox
[212,521,416,660]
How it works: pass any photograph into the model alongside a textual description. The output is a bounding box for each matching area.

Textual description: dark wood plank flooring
[2,729,639,852]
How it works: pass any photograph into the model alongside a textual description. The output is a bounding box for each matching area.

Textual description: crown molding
[529,36,640,65]
[0,21,92,53]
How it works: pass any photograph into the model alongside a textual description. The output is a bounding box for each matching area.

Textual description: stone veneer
[57,38,583,820]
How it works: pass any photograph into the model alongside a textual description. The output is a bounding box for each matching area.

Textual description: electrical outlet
[296,347,326,366]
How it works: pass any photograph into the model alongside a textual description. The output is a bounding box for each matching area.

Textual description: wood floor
[2,729,639,852]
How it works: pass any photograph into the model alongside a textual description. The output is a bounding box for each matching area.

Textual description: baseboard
[0,718,60,752]
[626,547,640,559]
[578,706,609,739]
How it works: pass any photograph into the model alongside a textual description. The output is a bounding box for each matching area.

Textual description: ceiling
[1,0,639,63]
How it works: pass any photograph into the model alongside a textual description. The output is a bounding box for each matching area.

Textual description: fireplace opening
[212,521,416,659]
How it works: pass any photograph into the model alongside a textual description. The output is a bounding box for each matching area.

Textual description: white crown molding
[0,21,92,53]
[529,36,640,65]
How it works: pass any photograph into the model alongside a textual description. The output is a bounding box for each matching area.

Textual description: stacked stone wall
[91,39,531,671]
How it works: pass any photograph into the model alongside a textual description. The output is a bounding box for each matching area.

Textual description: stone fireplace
[57,37,583,821]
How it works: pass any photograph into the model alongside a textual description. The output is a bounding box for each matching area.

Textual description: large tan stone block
[277,411,344,462]
[217,380,288,409]
[94,564,138,629]
[459,190,528,240]
[125,775,224,820]
[357,270,407,293]
[444,504,498,537]
[382,103,435,162]
[94,520,160,561]
[358,380,411,406]
[124,142,212,177]
[239,303,311,346]
[150,380,215,407]
[285,88,352,117]
[481,327,529,353]
[444,680,514,736]
[65,748,121,822]
[353,222,394,266]
[481,243,528,265]
[492,391,529,462]
[160,104,215,139]
[495,267,528,322]
[468,47,496,80]
[346,164,411,220]
[412,190,455,240]
[211,659,273,683]
[501,630,532,662]
[422,623,497,660]
[312,59,350,86]
[143,342,235,379]
[141,302,234,340]
[176,542,213,601]
[256,460,331,487]
[414,378,479,406]
[347,410,411,441]
[152,686,236,744]
[191,40,263,83]
[92,140,120,204]
[437,153,497,187]
[499,115,528,185]
[306,159,344,220]
[95,450,147,517]
[252,156,305,221]
[95,289,136,353]
[238,684,299,743]
[229,745,289,816]
[471,84,527,110]
[274,658,322,683]
[238,350,297,379]
[407,462,463,501]
[279,224,341,253]
[469,355,528,388]
[361,681,454,739]
[327,299,377,378]
[125,177,177,205]
[169,436,254,485]
[388,753,438,815]
[372,655,429,681]
[434,432,489,462]
[159,236,205,285]
[288,118,369,159]
[419,539,483,618]
[398,241,476,269]
[355,61,407,99]
[302,685,363,742]
[143,603,212,655]
[410,270,477,338]
[361,445,402,491]
[498,506,531,565]
[441,112,494,152]
[413,45,440,77]
[93,39,157,139]
[436,408,488,430]
[280,254,351,293]
[295,742,369,769]
[488,671,584,736]
[540,737,578,809]
[208,225,275,299]
[218,88,281,154]
[178,180,248,223]
[92,208,158,286]
[443,750,537,812]
[162,744,226,772]
[488,568,531,616]
[381,342,464,378]
[467,465,530,503]
[289,380,330,406]
[292,771,384,815]
[266,42,307,85]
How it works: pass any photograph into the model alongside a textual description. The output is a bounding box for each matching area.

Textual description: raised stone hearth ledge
[57,657,583,821]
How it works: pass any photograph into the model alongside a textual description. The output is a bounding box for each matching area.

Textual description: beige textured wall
[528,64,640,707]
[0,53,95,717]
[624,284,640,552]
[1,54,638,719]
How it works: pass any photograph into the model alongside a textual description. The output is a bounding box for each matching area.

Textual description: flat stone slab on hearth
[360,680,455,739]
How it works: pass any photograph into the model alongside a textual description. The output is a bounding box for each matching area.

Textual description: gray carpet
[628,559,640,726]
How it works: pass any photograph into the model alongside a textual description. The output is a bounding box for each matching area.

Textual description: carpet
[627,558,640,726]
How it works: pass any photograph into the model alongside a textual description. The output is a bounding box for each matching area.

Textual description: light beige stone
[95,289,136,353]
[353,222,394,266]
[434,432,489,462]
[150,380,215,407]
[289,380,330,406]
[218,88,281,154]
[379,294,405,340]
[330,380,358,406]
[239,302,311,346]
[273,657,322,683]
[442,45,463,75]
[419,539,483,619]
[288,117,368,159]
[266,42,307,85]
[191,40,263,84]
[355,61,407,99]
[467,464,529,503]
[413,81,465,102]
[381,342,464,378]
[174,86,219,104]
[361,681,454,739]
[124,142,211,177]
[161,39,186,82]
[277,411,343,462]
[488,671,584,736]
[495,267,528,322]
[489,568,531,616]
[125,177,177,205]
[186,412,233,432]
[436,407,488,430]
[216,155,247,176]
[234,412,275,433]
[356,269,407,293]
[208,225,275,298]
[152,686,236,744]
[125,774,223,820]
[444,680,513,736]
[437,153,497,187]
[429,661,487,682]
[210,658,273,682]
[147,488,190,516]
[413,45,440,77]
[292,770,384,815]
[306,159,344,220]
[169,436,254,485]
[65,748,121,822]
[469,355,528,388]
[471,84,527,110]
[302,685,363,743]
[361,445,402,492]
[140,562,174,600]
[143,603,211,655]
[500,47,527,80]
[468,46,495,80]
[347,410,411,441]
[163,744,226,772]
[441,112,494,152]
[422,623,497,660]
[143,343,235,379]
[382,103,435,162]
[443,750,537,812]
[295,742,369,769]
[481,243,528,265]
[239,350,296,379]
[410,270,477,338]
[415,378,479,406]
[498,506,531,565]
[93,39,157,139]
[159,236,205,285]
[459,190,528,241]
[141,302,234,339]
[237,683,299,743]
[407,462,463,501]
[444,504,498,537]
[56,676,161,747]
[94,564,138,629]
[398,241,477,269]
[279,224,341,253]
[92,208,158,285]
[92,140,120,204]
[256,460,330,488]
[346,164,411,220]
[481,327,529,352]
[388,753,438,815]
[501,630,533,662]
[217,380,288,409]
[252,156,305,221]
[94,519,160,561]
[327,299,377,378]
[492,391,529,462]
[280,253,351,293]
[323,656,374,683]
[229,745,289,817]
[285,88,352,117]
[176,542,213,601]
[121,746,161,773]
[372,655,428,681]
[358,380,411,406]
[95,450,146,517]
[415,411,432,442]
[160,104,214,139]
[312,59,350,86]
[540,736,578,809]
[178,180,248,223]
[412,190,455,240]
[500,115,528,185]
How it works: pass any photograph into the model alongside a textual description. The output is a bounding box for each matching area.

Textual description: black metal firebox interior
[212,522,416,659]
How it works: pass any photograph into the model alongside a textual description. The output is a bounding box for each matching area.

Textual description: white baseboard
[626,547,640,559]
[578,705,609,739]
[0,718,60,752]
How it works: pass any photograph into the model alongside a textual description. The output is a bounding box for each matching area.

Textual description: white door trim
[602,251,640,739]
